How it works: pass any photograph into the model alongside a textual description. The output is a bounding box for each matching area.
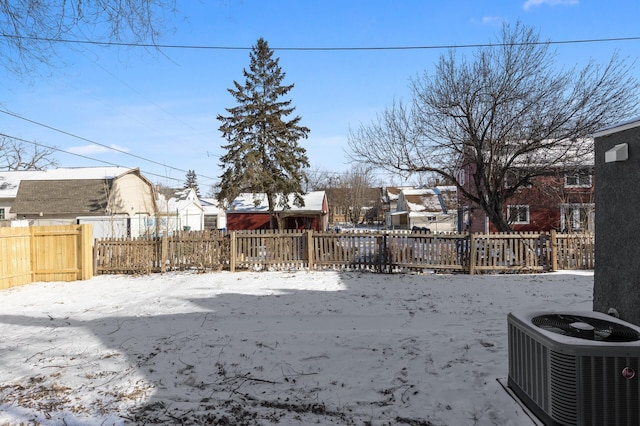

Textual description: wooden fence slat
[1,224,92,289]
[91,230,595,275]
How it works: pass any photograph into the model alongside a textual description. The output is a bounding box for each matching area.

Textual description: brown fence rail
[94,230,594,275]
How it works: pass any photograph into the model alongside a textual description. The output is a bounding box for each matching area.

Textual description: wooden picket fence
[94,230,229,274]
[93,229,594,275]
[0,225,93,289]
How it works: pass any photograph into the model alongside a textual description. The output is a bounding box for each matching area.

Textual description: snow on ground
[0,270,593,425]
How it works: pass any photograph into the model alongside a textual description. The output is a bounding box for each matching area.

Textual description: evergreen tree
[183,169,200,198]
[217,38,310,229]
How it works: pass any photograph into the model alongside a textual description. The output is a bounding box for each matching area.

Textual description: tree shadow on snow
[0,272,446,425]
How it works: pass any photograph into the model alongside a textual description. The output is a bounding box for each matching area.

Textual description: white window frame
[560,203,594,232]
[564,170,592,188]
[507,205,530,225]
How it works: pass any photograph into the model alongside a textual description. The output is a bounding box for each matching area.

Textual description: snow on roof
[434,186,457,193]
[156,188,203,214]
[400,187,458,213]
[0,167,136,198]
[404,192,442,213]
[200,198,223,215]
[385,186,414,201]
[24,167,133,180]
[228,191,326,213]
[508,138,594,168]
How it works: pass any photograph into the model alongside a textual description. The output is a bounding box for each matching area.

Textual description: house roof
[401,189,443,213]
[400,186,457,214]
[228,191,327,214]
[12,179,111,215]
[385,186,414,202]
[201,198,224,215]
[0,167,136,198]
[593,117,640,138]
[156,187,203,214]
[434,186,457,210]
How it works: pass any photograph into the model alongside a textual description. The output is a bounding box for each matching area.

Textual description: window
[507,205,529,224]
[561,204,594,232]
[0,208,4,219]
[564,170,592,187]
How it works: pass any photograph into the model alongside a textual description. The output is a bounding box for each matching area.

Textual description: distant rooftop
[0,167,135,198]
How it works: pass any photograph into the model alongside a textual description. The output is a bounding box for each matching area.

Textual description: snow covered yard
[0,270,593,425]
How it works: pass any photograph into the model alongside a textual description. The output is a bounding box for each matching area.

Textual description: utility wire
[0,108,219,182]
[1,34,639,51]
[0,132,183,182]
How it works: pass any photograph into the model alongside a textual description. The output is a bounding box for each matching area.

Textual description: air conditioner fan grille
[532,314,640,342]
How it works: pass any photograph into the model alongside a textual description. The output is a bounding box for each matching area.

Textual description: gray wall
[594,124,640,325]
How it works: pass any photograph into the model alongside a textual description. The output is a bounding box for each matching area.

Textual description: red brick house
[458,141,594,233]
[226,191,329,231]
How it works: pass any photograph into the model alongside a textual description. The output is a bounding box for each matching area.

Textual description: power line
[0,132,182,182]
[79,48,212,140]
[0,108,220,182]
[1,33,639,51]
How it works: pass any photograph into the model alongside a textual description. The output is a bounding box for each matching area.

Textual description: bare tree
[320,165,381,226]
[0,136,58,170]
[304,168,333,193]
[348,22,640,231]
[0,1,175,75]
[0,1,176,170]
[342,165,379,224]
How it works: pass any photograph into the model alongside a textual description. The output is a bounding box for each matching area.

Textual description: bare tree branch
[348,21,640,231]
[0,136,58,171]
[0,0,176,75]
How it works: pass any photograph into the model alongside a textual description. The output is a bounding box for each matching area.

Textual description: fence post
[161,233,168,273]
[93,238,99,276]
[230,231,236,272]
[381,233,388,273]
[550,229,558,272]
[468,233,477,275]
[79,224,94,280]
[307,230,314,270]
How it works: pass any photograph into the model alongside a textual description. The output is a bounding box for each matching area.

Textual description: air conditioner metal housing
[508,310,640,426]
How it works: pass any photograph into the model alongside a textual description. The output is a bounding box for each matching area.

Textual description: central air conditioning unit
[508,311,640,426]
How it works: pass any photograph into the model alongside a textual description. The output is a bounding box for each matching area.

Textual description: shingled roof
[12,179,111,215]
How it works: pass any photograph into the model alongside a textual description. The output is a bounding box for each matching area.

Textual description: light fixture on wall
[605,143,628,163]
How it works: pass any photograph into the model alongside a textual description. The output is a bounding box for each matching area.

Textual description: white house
[155,187,205,233]
[387,186,458,232]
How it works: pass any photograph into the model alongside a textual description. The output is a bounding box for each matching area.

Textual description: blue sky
[1,0,638,191]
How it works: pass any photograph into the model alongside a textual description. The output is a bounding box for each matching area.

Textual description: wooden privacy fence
[94,229,594,275]
[0,224,93,289]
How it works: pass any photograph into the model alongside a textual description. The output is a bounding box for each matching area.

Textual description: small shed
[226,191,328,231]
[201,198,227,230]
